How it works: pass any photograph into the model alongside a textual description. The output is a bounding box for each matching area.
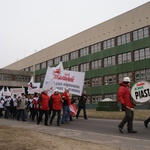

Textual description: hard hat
[123,77,131,82]
[54,89,59,92]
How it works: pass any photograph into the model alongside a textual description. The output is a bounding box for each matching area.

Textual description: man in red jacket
[118,77,137,133]
[37,89,50,126]
[50,89,62,126]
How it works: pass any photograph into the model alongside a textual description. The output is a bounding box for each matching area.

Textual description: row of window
[23,26,149,72]
[84,69,150,87]
[35,69,150,87]
[66,47,150,72]
[0,74,31,82]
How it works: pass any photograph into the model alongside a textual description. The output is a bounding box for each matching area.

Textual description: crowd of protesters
[0,88,88,126]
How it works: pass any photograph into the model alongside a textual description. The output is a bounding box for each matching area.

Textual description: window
[86,96,91,104]
[134,47,150,61]
[70,51,78,60]
[0,74,12,81]
[92,77,102,87]
[117,33,130,45]
[47,59,53,67]
[29,66,33,71]
[104,75,116,85]
[91,42,101,53]
[35,75,40,82]
[80,47,89,57]
[104,56,115,67]
[135,69,150,81]
[118,52,131,64]
[35,64,40,71]
[41,62,46,69]
[91,60,101,70]
[84,79,90,88]
[92,95,102,104]
[54,57,61,65]
[15,75,30,82]
[118,72,132,83]
[80,63,89,72]
[71,65,79,71]
[41,74,45,81]
[62,54,69,62]
[103,38,115,50]
[133,26,149,41]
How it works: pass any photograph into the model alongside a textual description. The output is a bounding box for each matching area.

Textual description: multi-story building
[0,69,32,91]
[4,2,150,104]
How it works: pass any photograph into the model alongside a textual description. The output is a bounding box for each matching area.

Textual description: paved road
[0,117,150,150]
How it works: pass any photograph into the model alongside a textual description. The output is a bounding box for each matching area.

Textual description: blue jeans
[17,109,26,121]
[61,105,70,123]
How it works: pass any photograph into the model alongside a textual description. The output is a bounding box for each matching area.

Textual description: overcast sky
[0,0,149,68]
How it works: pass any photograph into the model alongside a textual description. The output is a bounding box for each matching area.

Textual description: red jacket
[39,92,50,110]
[51,94,62,110]
[118,82,134,108]
[32,96,39,109]
[62,92,69,106]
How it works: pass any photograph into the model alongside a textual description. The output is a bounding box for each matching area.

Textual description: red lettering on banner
[53,74,75,82]
[136,82,145,86]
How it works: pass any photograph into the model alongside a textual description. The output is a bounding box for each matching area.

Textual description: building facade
[0,69,32,91]
[4,2,150,104]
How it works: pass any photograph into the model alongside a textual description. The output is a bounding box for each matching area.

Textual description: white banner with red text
[43,62,85,96]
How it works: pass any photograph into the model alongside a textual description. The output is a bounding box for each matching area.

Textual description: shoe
[84,118,88,120]
[144,121,148,128]
[128,130,137,133]
[76,116,78,119]
[57,124,61,126]
[118,126,123,133]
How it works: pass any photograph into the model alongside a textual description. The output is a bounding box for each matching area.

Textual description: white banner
[28,76,41,94]
[10,88,25,95]
[43,62,85,96]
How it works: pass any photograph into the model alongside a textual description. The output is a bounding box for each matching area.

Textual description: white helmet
[123,77,131,82]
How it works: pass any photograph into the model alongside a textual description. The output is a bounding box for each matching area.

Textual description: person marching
[16,93,28,121]
[37,89,50,126]
[144,116,150,128]
[32,92,39,121]
[61,87,70,124]
[4,95,11,118]
[50,89,63,126]
[118,77,137,133]
[12,94,18,119]
[0,97,4,118]
[76,90,88,119]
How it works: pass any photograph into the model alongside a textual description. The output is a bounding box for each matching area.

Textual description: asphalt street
[0,117,150,150]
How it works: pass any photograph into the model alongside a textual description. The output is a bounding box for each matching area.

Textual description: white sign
[43,62,85,96]
[131,81,150,103]
[10,88,25,95]
[43,79,56,96]
[28,76,41,94]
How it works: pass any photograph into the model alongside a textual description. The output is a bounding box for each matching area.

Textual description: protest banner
[131,81,150,103]
[43,62,85,96]
[28,76,41,94]
[10,88,25,95]
[3,87,11,96]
